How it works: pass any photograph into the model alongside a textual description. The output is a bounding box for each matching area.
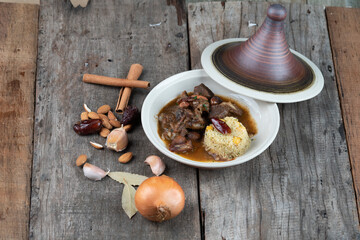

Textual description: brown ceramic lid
[201,4,324,103]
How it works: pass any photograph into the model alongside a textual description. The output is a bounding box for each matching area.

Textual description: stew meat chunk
[209,102,243,119]
[158,83,243,153]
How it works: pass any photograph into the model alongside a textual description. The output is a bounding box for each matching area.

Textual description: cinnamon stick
[115,64,143,113]
[83,74,149,88]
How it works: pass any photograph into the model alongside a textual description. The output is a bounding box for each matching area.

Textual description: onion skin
[135,175,185,222]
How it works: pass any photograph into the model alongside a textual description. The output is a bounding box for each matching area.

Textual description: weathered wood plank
[187,0,307,4]
[326,6,360,220]
[188,2,359,239]
[0,0,39,4]
[0,3,39,239]
[30,0,200,239]
[186,0,360,8]
[307,0,360,7]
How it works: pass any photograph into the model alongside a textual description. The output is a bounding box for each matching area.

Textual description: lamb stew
[157,83,257,162]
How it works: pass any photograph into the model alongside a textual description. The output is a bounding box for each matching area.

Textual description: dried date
[120,105,139,126]
[73,119,102,135]
[210,118,231,134]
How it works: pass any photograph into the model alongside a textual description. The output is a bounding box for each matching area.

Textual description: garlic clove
[145,155,165,176]
[106,126,128,152]
[83,163,109,181]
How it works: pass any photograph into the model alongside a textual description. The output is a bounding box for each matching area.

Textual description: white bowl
[141,69,280,168]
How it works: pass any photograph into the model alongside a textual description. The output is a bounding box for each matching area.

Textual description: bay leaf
[108,172,147,186]
[122,180,137,219]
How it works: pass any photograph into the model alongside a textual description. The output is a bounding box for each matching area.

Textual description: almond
[109,119,121,128]
[76,154,87,167]
[83,103,91,113]
[99,127,110,138]
[101,118,113,129]
[88,112,100,119]
[98,113,109,122]
[90,141,104,149]
[123,124,132,132]
[81,112,89,120]
[108,111,117,120]
[118,152,133,163]
[97,105,111,114]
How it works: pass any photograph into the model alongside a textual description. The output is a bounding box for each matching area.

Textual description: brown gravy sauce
[158,95,257,162]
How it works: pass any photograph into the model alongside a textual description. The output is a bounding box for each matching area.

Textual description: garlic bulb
[145,155,165,176]
[83,163,109,181]
[106,126,128,152]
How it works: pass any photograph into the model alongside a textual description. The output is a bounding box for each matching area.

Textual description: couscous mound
[204,117,250,160]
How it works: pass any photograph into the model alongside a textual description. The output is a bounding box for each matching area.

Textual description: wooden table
[1,1,360,239]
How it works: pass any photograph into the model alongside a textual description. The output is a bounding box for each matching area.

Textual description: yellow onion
[134,175,185,222]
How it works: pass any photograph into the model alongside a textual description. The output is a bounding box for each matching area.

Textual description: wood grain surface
[0,3,39,239]
[307,0,360,7]
[188,2,359,239]
[30,0,199,239]
[326,6,360,220]
[186,0,360,8]
[0,0,39,4]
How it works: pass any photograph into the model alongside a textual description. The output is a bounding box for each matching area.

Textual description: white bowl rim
[141,69,280,168]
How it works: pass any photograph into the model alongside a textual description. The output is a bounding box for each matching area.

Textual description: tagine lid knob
[267,4,287,21]
[201,4,324,103]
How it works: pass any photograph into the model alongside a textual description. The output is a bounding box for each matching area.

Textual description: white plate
[201,38,324,103]
[141,69,280,168]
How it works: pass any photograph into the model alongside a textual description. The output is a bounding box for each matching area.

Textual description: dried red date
[120,105,139,126]
[73,119,102,135]
[210,118,231,134]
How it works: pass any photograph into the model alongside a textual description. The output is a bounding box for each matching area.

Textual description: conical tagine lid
[201,4,324,103]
